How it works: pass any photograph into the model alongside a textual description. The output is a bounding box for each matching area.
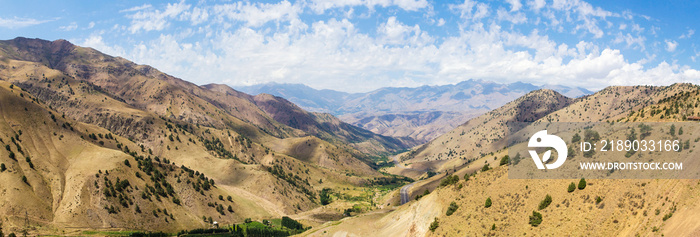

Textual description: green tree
[481,164,490,172]
[567,182,576,193]
[485,197,492,208]
[320,188,332,205]
[529,211,543,227]
[0,163,5,172]
[281,216,304,230]
[578,178,587,190]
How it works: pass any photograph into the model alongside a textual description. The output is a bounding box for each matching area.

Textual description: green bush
[529,211,543,227]
[578,178,586,190]
[485,197,492,208]
[439,175,459,187]
[499,155,509,166]
[429,218,439,232]
[567,182,576,193]
[481,164,490,172]
[446,201,459,216]
[538,195,552,210]
[595,196,602,204]
[320,188,332,205]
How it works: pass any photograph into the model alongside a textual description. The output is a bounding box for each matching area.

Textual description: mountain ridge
[237,81,592,142]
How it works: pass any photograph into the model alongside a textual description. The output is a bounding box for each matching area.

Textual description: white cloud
[680,29,695,39]
[87,21,95,29]
[437,18,446,26]
[59,22,78,31]
[0,17,53,29]
[126,1,190,33]
[506,0,523,12]
[377,16,431,45]
[527,0,546,11]
[497,8,527,24]
[188,7,209,25]
[392,0,429,11]
[612,32,645,50]
[450,0,490,22]
[212,1,302,27]
[79,35,126,57]
[665,40,678,52]
[70,0,699,93]
[120,4,152,13]
[309,0,429,14]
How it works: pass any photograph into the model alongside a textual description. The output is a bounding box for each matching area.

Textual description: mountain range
[311,83,700,236]
[237,81,592,143]
[3,37,700,236]
[0,37,413,234]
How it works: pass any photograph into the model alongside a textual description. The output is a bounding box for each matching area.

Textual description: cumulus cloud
[211,1,302,27]
[78,0,700,92]
[450,0,490,22]
[309,0,429,14]
[665,40,678,52]
[126,1,190,33]
[506,0,523,12]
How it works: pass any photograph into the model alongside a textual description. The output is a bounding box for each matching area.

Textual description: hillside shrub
[567,182,576,192]
[538,195,552,210]
[529,211,543,227]
[578,178,586,190]
[485,197,492,208]
[429,218,439,232]
[439,175,459,187]
[446,201,458,216]
[499,155,509,166]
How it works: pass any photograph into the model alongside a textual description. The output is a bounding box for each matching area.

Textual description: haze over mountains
[238,81,592,143]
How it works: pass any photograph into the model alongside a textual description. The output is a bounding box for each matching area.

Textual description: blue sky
[1,0,698,92]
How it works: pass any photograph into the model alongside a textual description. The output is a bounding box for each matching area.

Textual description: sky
[1,0,699,93]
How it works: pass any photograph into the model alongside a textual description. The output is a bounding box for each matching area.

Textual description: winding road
[393,155,419,205]
[399,182,414,205]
